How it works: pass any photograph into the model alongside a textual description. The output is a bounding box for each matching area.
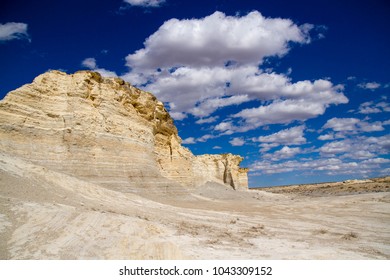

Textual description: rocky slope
[0,70,248,192]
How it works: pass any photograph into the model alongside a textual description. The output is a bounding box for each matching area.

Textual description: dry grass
[342,232,359,240]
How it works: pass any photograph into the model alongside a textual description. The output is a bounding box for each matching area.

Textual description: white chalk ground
[0,152,389,259]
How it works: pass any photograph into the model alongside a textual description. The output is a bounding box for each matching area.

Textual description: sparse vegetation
[313,228,328,235]
[342,232,358,240]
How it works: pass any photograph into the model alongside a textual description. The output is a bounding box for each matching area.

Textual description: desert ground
[0,151,389,259]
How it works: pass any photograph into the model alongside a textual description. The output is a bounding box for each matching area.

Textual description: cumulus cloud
[253,125,306,145]
[319,135,390,159]
[81,57,117,77]
[319,140,351,155]
[214,121,236,135]
[123,0,165,7]
[253,125,307,153]
[229,137,245,146]
[258,143,280,153]
[366,134,390,152]
[251,131,390,177]
[197,134,214,143]
[0,22,29,42]
[190,95,251,118]
[169,111,187,120]
[358,102,381,114]
[81,57,97,69]
[322,117,384,133]
[126,11,310,71]
[121,11,338,121]
[263,146,302,161]
[358,101,390,114]
[250,154,388,176]
[229,89,347,132]
[251,158,358,175]
[358,121,386,132]
[318,133,336,141]
[361,158,390,165]
[195,116,219,125]
[249,116,390,177]
[322,118,360,132]
[358,82,381,90]
[181,134,215,144]
[182,137,196,144]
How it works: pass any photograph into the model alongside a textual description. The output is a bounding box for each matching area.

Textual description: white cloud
[365,134,390,152]
[349,150,376,159]
[229,137,245,146]
[135,66,232,115]
[322,117,360,131]
[195,116,219,125]
[126,11,310,71]
[253,125,306,145]
[250,156,384,176]
[182,137,196,144]
[220,79,347,133]
[358,101,390,114]
[122,11,328,120]
[322,117,384,133]
[319,135,390,159]
[358,82,381,90]
[358,121,385,132]
[319,140,351,155]
[197,134,214,143]
[123,0,165,7]
[358,103,381,114]
[230,73,346,102]
[361,158,390,164]
[0,22,29,42]
[181,134,215,144]
[169,111,187,120]
[263,146,301,161]
[252,133,390,177]
[212,146,222,150]
[259,143,280,153]
[230,93,346,132]
[81,57,117,78]
[214,121,236,135]
[81,58,97,69]
[318,133,335,141]
[378,102,390,112]
[139,66,347,121]
[92,69,118,78]
[190,95,251,118]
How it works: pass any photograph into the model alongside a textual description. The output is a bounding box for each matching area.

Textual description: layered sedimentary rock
[0,70,248,191]
[193,154,248,190]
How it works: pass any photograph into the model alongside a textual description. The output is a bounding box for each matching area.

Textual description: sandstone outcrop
[0,70,248,192]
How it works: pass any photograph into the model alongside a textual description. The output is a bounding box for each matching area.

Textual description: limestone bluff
[0,70,248,193]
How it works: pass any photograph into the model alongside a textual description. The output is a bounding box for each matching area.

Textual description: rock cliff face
[0,71,248,191]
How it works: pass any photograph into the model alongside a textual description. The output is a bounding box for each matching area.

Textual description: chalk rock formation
[0,71,248,191]
[193,154,249,190]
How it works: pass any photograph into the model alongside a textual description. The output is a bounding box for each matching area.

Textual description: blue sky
[1,0,389,187]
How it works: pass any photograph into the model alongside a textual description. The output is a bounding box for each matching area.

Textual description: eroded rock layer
[0,71,248,191]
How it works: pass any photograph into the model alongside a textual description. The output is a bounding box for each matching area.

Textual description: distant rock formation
[0,71,248,191]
